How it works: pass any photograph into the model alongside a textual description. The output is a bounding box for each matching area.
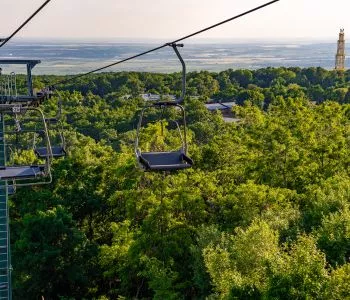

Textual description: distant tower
[335,29,345,70]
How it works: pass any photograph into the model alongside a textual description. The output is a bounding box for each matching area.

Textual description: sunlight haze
[1,0,350,41]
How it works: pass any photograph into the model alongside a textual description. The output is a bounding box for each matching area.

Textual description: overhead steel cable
[0,0,52,48]
[52,0,280,87]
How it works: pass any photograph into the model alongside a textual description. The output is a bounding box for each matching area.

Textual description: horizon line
[5,36,340,44]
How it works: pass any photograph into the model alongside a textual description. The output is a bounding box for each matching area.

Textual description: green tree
[267,235,329,299]
[13,206,95,299]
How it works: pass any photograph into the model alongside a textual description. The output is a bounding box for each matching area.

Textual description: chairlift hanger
[135,44,193,171]
[35,91,66,158]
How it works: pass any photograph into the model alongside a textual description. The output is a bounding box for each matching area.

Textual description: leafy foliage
[9,67,350,299]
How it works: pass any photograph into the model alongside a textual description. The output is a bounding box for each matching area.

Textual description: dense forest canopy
[10,67,350,299]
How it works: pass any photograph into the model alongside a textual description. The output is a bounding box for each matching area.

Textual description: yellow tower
[335,29,345,70]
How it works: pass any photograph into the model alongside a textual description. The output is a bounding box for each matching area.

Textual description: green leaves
[316,208,350,266]
[13,206,94,299]
[203,221,279,298]
[324,263,350,299]
[268,235,329,299]
[11,68,350,298]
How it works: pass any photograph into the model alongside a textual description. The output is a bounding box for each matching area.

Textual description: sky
[1,0,350,42]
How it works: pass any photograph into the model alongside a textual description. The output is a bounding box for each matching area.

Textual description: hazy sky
[1,0,350,41]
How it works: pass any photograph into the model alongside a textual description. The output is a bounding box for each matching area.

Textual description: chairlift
[34,94,66,158]
[135,43,193,171]
[34,138,65,158]
[0,106,52,186]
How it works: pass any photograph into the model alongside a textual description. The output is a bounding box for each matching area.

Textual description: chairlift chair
[135,43,193,171]
[34,94,66,159]
[34,131,65,158]
[0,165,46,180]
[0,106,52,185]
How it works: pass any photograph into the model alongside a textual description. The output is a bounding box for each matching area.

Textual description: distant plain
[0,39,348,75]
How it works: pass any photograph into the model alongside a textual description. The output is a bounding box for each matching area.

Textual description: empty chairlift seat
[0,165,45,180]
[35,109,66,159]
[135,44,193,172]
[135,102,194,171]
[35,146,66,158]
[137,150,193,171]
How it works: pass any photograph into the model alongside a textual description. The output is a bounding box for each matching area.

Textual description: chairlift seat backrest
[7,185,15,195]
[44,117,58,124]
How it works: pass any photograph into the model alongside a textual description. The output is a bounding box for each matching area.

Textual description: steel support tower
[0,60,45,300]
[335,29,346,71]
[0,113,10,300]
